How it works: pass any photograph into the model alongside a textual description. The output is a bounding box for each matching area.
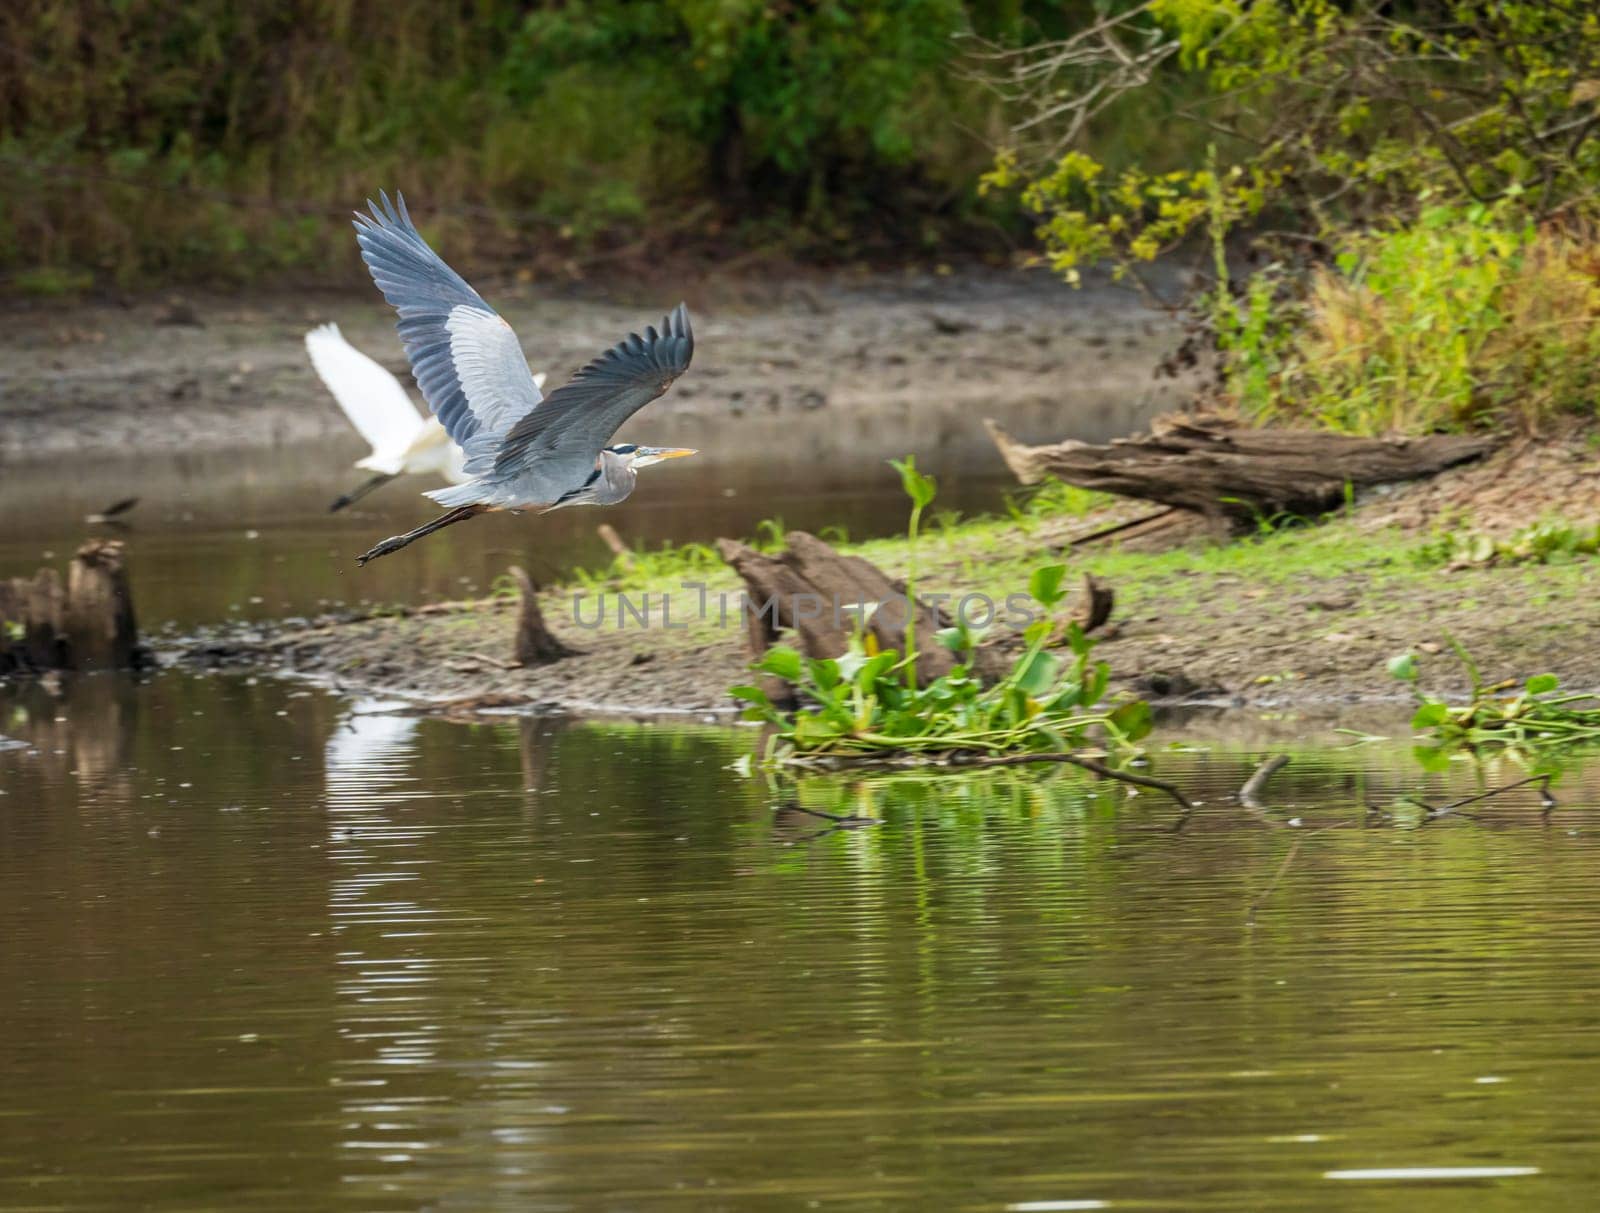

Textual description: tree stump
[508,566,577,665]
[716,531,957,690]
[0,569,66,673]
[985,414,1496,525]
[1077,573,1114,634]
[1,541,140,674]
[65,540,139,671]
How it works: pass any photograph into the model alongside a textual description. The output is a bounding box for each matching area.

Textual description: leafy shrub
[982,1,1600,435]
[1,0,1037,284]
[984,1,1600,288]
[1232,206,1600,433]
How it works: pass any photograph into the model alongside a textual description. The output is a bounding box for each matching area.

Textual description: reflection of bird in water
[350,193,697,565]
[324,702,420,793]
[305,322,548,512]
[84,497,138,526]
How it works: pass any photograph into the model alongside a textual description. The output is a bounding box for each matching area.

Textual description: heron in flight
[305,323,547,511]
[349,193,696,566]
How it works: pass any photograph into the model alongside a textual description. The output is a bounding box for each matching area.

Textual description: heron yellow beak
[633,446,698,468]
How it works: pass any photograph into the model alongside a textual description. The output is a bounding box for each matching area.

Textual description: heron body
[349,193,696,565]
[304,322,549,511]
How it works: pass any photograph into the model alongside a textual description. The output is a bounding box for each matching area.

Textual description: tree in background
[0,0,1067,285]
[981,1,1600,434]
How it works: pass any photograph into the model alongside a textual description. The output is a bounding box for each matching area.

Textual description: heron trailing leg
[356,505,487,566]
[330,472,397,513]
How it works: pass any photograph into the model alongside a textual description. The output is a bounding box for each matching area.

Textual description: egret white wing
[305,323,425,462]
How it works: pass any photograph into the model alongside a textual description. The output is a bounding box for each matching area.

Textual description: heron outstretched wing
[494,304,693,475]
[305,323,425,461]
[352,192,544,472]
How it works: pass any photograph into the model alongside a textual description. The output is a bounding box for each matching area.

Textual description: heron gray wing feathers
[352,192,543,472]
[494,304,693,477]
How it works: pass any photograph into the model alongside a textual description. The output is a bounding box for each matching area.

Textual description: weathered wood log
[985,415,1496,524]
[1,541,141,674]
[716,531,957,687]
[65,540,139,670]
[508,566,577,665]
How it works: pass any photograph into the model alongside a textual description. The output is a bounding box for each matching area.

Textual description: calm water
[3,670,1596,1210]
[0,443,1018,631]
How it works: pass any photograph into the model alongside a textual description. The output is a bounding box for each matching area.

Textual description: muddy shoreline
[162,441,1600,718]
[0,268,1197,467]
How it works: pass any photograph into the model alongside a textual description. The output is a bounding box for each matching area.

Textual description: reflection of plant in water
[1390,643,1600,760]
[773,763,1158,833]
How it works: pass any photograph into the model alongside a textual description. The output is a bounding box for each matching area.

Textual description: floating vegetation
[1390,645,1600,753]
[732,613,1151,760]
[733,457,1160,793]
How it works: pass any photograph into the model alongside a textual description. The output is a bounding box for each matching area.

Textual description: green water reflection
[1,672,1596,1210]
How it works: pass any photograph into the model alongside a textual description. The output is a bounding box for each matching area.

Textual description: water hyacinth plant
[1391,648,1600,754]
[731,458,1152,761]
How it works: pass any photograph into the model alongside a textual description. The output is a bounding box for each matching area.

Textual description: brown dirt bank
[0,267,1197,467]
[164,439,1600,717]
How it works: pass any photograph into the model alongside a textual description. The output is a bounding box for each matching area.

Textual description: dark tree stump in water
[0,569,67,673]
[1,541,140,674]
[985,415,1496,525]
[508,566,577,665]
[65,540,139,671]
[716,531,958,693]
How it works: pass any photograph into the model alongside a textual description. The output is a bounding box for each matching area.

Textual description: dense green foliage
[0,0,1073,286]
[1220,204,1600,433]
[989,1,1600,433]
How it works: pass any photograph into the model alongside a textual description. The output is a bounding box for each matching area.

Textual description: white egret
[305,322,547,511]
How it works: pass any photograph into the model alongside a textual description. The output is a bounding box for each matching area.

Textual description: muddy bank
[164,441,1600,716]
[0,269,1198,469]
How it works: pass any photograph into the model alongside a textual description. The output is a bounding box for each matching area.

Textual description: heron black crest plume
[348,192,698,566]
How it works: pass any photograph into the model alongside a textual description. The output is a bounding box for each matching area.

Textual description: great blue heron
[305,322,547,511]
[349,193,696,565]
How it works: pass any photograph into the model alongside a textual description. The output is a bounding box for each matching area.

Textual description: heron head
[609,443,697,469]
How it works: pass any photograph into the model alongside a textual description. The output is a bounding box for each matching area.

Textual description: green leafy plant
[564,538,723,592]
[1392,644,1600,753]
[984,2,1600,292]
[731,458,1152,761]
[1415,516,1600,569]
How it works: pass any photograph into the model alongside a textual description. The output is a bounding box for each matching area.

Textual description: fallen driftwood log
[985,415,1496,524]
[0,540,140,674]
[716,531,960,698]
